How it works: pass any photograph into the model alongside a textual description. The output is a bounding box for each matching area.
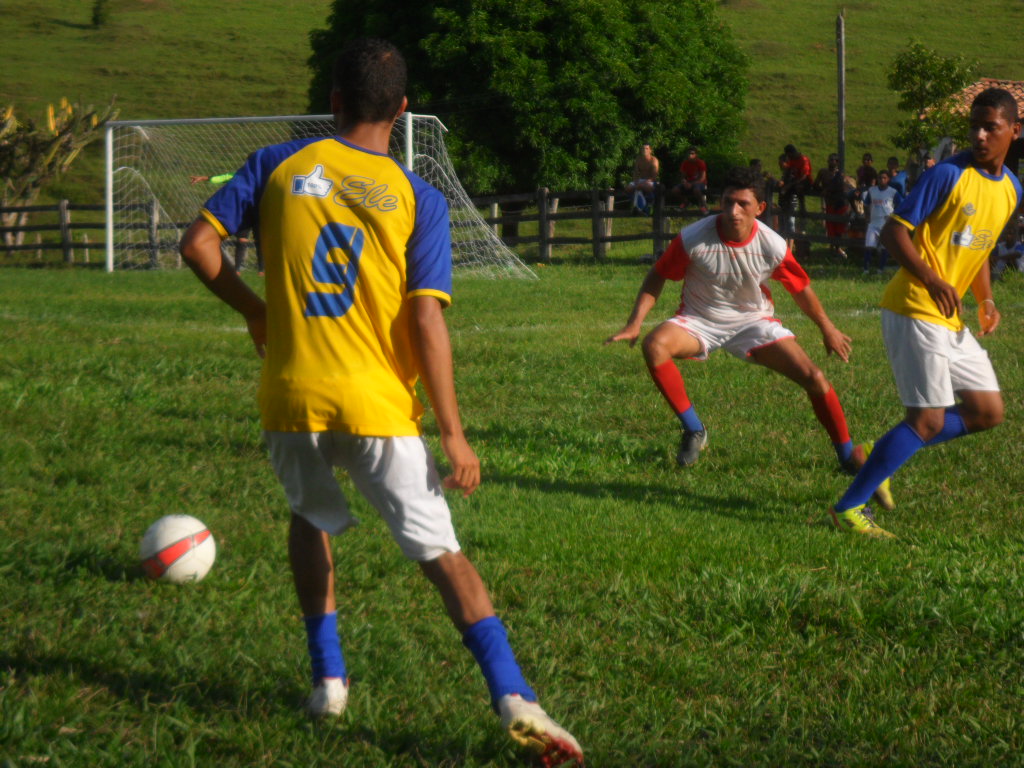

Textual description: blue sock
[836,422,924,511]
[925,407,968,446]
[304,611,346,684]
[677,406,704,433]
[834,439,854,465]
[462,616,536,709]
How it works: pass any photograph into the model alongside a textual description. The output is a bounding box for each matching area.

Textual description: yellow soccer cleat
[829,505,896,539]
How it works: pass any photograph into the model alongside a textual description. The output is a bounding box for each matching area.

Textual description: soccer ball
[139,514,216,584]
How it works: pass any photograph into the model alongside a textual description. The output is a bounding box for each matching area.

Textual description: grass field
[2,264,1023,766]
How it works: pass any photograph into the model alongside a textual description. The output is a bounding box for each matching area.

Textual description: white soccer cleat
[498,693,584,767]
[305,677,348,718]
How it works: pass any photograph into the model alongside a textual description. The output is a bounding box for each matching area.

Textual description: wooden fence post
[489,202,499,237]
[59,199,73,264]
[537,187,551,263]
[148,198,160,268]
[604,189,614,253]
[652,183,666,258]
[590,188,604,261]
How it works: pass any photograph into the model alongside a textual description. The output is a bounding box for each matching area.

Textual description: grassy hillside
[1,0,333,202]
[716,0,1024,168]
[3,0,1024,202]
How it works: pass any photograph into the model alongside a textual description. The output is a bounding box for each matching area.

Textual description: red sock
[808,387,850,445]
[649,360,692,414]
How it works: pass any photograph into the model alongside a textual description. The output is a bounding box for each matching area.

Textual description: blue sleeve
[892,162,960,229]
[202,151,265,236]
[202,139,319,236]
[405,179,453,299]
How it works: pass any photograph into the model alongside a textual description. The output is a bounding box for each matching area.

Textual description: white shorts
[666,314,795,361]
[864,223,883,248]
[265,431,461,562]
[881,309,1000,408]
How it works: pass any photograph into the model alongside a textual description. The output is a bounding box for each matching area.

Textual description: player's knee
[801,367,830,395]
[966,402,1004,432]
[641,332,669,364]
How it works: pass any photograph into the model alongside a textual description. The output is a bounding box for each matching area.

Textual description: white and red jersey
[654,215,810,328]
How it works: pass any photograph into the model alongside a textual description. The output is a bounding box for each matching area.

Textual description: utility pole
[836,10,846,174]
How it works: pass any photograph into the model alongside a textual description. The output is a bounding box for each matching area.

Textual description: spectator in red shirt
[780,143,813,223]
[673,146,709,215]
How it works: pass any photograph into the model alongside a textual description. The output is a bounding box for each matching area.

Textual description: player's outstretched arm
[411,295,480,497]
[880,218,962,319]
[970,267,1001,336]
[180,218,267,357]
[790,284,851,362]
[604,266,666,346]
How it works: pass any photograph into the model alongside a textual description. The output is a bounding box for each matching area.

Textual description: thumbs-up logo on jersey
[292,165,334,197]
[951,224,975,247]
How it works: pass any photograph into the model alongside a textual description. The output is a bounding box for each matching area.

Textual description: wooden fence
[3,189,872,267]
[1,201,107,264]
[472,185,873,263]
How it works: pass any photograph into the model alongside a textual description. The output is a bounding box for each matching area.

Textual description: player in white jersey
[606,166,892,506]
[862,169,902,273]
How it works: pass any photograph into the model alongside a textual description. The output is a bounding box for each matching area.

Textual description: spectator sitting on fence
[815,154,855,260]
[626,143,659,214]
[779,144,812,228]
[673,146,709,215]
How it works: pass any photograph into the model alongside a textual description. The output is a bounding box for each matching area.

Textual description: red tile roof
[951,78,1024,114]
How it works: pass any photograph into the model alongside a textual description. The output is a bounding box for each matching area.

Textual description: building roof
[951,78,1024,113]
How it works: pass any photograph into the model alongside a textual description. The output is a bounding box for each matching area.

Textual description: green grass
[2,265,1023,766]
[5,0,1024,206]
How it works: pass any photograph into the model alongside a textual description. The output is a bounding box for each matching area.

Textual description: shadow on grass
[62,545,146,582]
[0,651,517,766]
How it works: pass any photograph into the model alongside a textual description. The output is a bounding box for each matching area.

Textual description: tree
[887,40,978,161]
[0,99,118,249]
[307,0,748,194]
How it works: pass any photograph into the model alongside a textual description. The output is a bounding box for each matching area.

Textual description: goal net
[103,113,535,278]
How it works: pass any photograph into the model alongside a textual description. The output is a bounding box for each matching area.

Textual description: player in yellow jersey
[830,87,1022,537]
[179,39,582,766]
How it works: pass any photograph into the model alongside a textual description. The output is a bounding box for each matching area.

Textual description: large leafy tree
[887,40,978,160]
[308,0,748,194]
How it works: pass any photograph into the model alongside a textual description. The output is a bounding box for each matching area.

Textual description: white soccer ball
[139,514,216,584]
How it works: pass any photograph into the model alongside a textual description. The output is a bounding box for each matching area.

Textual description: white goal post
[103,113,535,278]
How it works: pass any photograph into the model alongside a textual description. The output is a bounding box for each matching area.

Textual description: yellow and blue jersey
[882,151,1021,330]
[200,136,453,436]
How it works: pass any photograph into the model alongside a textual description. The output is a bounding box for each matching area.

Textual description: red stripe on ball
[142,529,210,579]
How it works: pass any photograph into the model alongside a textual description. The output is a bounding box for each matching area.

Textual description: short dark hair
[887,156,899,167]
[783,144,797,156]
[722,165,766,202]
[862,152,873,162]
[971,87,1019,123]
[332,38,407,123]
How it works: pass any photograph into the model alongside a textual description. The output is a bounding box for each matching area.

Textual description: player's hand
[822,326,852,363]
[440,433,480,497]
[977,300,1000,336]
[245,307,267,358]
[604,325,641,347]
[924,276,962,319]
